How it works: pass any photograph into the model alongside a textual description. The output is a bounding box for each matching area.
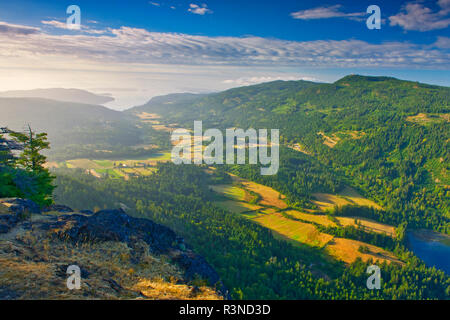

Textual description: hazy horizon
[0,0,449,110]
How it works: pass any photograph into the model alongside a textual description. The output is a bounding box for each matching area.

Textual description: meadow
[48,152,172,179]
[210,173,400,265]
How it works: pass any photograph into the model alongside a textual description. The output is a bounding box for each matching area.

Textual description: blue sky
[0,0,449,109]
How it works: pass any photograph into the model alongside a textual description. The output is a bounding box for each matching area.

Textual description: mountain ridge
[0,88,114,105]
[123,74,449,233]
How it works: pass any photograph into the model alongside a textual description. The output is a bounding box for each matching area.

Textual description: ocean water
[407,231,450,275]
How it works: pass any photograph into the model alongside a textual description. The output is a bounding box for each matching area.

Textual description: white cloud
[434,36,450,48]
[188,3,213,15]
[0,22,447,69]
[41,20,108,34]
[0,20,448,109]
[149,2,160,7]
[0,22,40,35]
[41,20,69,29]
[389,0,450,31]
[291,5,365,20]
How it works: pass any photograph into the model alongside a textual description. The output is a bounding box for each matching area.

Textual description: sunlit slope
[209,173,401,265]
[130,75,449,233]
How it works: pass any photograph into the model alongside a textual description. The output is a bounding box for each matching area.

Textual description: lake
[407,230,450,275]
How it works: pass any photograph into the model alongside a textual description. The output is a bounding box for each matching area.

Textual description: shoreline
[409,229,450,246]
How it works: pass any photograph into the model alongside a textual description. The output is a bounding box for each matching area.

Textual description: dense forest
[0,97,171,161]
[53,163,450,300]
[129,75,450,234]
[2,75,448,300]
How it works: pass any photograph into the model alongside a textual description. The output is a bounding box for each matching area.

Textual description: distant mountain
[126,92,207,114]
[0,88,114,105]
[0,97,142,156]
[126,80,318,127]
[128,76,449,129]
[126,75,449,233]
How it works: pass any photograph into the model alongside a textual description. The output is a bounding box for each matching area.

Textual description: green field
[60,152,172,178]
[209,185,246,201]
[209,174,400,265]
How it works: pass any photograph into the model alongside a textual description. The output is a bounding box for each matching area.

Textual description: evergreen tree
[9,126,49,172]
[0,126,55,206]
[0,127,22,166]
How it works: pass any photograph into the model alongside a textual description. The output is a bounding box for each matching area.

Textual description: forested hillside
[129,75,450,233]
[53,163,450,300]
[0,98,169,160]
[3,74,448,300]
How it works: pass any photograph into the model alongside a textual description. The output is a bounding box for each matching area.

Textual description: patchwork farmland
[46,152,171,179]
[210,173,401,266]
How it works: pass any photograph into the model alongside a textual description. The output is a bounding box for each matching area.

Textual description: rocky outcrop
[0,198,40,215]
[42,204,73,213]
[49,209,223,290]
[0,198,42,234]
[0,198,35,234]
[0,199,227,299]
[52,209,177,253]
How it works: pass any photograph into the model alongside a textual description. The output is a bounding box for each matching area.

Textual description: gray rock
[0,287,21,300]
[50,209,227,295]
[42,204,73,213]
[0,223,10,234]
[0,198,40,215]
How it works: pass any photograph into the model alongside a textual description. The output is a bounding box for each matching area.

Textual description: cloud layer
[0,22,448,69]
[0,18,448,109]
[0,22,40,35]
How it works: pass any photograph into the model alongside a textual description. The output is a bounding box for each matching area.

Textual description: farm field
[287,143,312,155]
[312,186,382,211]
[136,112,161,121]
[284,210,336,227]
[405,113,448,125]
[49,152,171,179]
[284,210,395,237]
[336,217,396,237]
[227,174,288,209]
[210,185,246,201]
[215,201,262,214]
[240,181,287,209]
[95,168,125,179]
[317,132,340,148]
[311,192,352,210]
[253,212,333,248]
[326,238,402,265]
[210,173,400,265]
[251,212,399,264]
[209,184,263,213]
[337,187,383,210]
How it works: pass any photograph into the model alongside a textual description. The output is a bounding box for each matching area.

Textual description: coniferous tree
[9,126,49,172]
[1,126,55,206]
[0,127,22,166]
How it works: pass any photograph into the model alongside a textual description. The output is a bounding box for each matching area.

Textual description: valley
[2,75,449,300]
[208,172,400,265]
[1,0,449,303]
[47,152,171,179]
